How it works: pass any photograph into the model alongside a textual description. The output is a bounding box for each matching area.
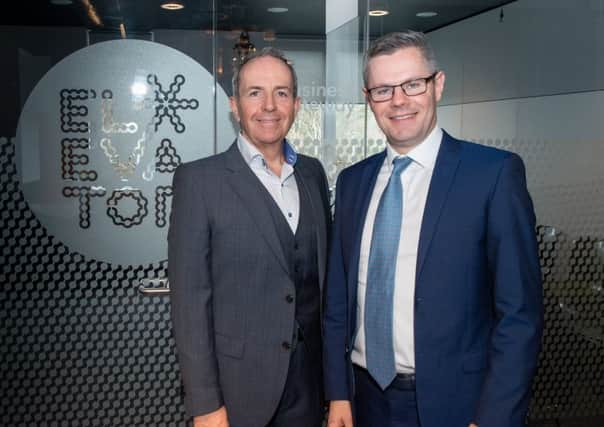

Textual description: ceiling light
[368,9,389,16]
[416,11,438,18]
[369,0,389,17]
[267,7,288,13]
[50,0,73,5]
[161,2,185,10]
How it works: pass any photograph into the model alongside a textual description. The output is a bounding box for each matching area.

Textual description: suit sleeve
[475,153,544,426]
[323,171,353,401]
[168,165,223,417]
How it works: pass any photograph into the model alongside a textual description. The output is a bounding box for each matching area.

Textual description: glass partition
[1,0,603,425]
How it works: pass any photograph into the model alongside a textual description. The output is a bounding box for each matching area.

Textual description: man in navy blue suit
[323,30,543,427]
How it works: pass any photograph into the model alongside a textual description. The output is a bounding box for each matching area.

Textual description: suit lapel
[295,165,327,290]
[416,133,461,278]
[223,142,290,275]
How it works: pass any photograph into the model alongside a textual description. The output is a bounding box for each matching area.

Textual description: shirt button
[286,294,294,303]
[288,212,292,218]
[282,341,291,350]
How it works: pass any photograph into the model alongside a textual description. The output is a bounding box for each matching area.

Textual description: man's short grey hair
[363,30,438,88]
[231,47,298,98]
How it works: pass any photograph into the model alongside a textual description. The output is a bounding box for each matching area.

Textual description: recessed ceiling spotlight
[267,7,288,13]
[416,11,438,18]
[161,2,185,10]
[50,0,73,5]
[368,10,389,17]
[369,0,389,16]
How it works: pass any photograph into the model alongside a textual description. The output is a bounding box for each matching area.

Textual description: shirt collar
[237,132,298,168]
[385,125,442,171]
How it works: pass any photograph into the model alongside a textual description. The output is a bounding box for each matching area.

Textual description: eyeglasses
[367,71,439,102]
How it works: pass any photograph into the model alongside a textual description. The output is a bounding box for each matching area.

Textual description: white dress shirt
[351,126,442,374]
[237,134,300,233]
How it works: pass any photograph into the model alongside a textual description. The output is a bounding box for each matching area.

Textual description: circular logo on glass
[16,40,235,265]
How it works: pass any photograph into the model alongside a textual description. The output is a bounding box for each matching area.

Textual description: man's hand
[193,406,229,427]
[327,400,353,427]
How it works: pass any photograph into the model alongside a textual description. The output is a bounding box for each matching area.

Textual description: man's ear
[434,71,446,103]
[229,96,240,122]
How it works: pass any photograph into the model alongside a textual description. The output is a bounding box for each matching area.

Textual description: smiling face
[229,56,300,151]
[365,47,445,154]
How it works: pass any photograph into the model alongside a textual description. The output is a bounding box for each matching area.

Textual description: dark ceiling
[361,0,516,36]
[1,0,516,38]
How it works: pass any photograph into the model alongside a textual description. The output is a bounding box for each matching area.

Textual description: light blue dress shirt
[237,134,300,233]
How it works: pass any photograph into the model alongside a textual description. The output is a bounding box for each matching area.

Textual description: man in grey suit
[168,47,330,427]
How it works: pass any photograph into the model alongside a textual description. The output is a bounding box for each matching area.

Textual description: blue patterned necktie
[365,156,413,390]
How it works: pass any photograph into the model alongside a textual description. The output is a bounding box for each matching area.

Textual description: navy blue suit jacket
[323,131,543,427]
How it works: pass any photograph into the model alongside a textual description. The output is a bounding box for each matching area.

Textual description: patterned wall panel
[1,136,187,426]
[473,137,604,424]
[1,38,236,426]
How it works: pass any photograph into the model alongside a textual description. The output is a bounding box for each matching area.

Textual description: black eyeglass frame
[366,71,440,102]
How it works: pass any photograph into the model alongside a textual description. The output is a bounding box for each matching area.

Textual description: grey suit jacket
[168,142,330,426]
